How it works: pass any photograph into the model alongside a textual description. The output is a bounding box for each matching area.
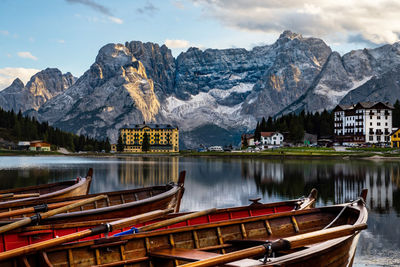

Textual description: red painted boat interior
[0,204,294,251]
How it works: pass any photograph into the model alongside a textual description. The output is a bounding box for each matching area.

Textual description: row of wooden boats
[0,168,368,266]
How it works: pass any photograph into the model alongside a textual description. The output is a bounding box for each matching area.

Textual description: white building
[241,133,255,147]
[208,146,223,152]
[333,102,393,144]
[260,132,284,147]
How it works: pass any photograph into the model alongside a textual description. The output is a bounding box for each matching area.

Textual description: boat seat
[149,248,261,266]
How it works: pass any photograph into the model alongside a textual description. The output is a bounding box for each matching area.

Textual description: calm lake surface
[0,155,399,266]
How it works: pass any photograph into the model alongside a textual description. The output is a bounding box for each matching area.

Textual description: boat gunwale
[0,176,91,207]
[0,184,173,209]
[10,198,304,231]
[262,202,368,266]
[45,204,358,253]
[45,183,183,220]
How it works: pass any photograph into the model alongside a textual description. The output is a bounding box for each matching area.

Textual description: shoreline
[1,149,400,160]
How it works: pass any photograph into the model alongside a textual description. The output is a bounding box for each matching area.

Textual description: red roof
[30,142,51,147]
[261,132,277,137]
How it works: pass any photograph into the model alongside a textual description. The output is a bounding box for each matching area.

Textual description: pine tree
[260,117,267,131]
[393,100,400,127]
[142,132,150,152]
[117,135,124,152]
[254,122,261,141]
[105,138,111,153]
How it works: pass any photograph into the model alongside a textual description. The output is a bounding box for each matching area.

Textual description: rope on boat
[323,197,365,230]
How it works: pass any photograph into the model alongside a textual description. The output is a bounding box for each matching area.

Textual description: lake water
[0,155,398,266]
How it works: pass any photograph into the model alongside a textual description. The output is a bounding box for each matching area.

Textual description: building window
[369,136,373,141]
[370,122,372,126]
[377,122,380,126]
[377,136,381,141]
[377,116,381,120]
[370,116,373,119]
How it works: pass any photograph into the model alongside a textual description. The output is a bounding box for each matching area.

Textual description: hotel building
[119,123,179,152]
[333,102,393,145]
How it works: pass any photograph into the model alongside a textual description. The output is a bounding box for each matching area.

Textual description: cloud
[0,30,9,36]
[57,39,65,44]
[17,52,38,61]
[172,1,185,10]
[0,68,40,91]
[192,0,400,45]
[137,1,159,15]
[165,39,191,48]
[66,0,123,24]
[108,16,123,24]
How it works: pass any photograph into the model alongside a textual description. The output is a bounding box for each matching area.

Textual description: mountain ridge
[2,31,400,147]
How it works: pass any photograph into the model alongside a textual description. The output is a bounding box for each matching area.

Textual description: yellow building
[391,128,400,148]
[119,124,179,152]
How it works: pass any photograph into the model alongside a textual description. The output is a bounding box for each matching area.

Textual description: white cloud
[172,1,185,9]
[108,16,123,24]
[17,51,38,61]
[192,0,400,45]
[57,39,65,44]
[0,68,40,90]
[0,30,9,36]
[165,39,191,48]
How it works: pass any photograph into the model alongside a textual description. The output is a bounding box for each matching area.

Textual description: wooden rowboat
[0,188,317,252]
[0,190,366,267]
[0,171,187,228]
[0,169,93,207]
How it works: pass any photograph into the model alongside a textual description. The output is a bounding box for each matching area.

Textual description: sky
[1,0,399,90]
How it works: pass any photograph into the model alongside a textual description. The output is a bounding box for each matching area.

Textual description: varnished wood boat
[0,190,366,267]
[0,171,187,228]
[0,188,316,252]
[0,169,92,207]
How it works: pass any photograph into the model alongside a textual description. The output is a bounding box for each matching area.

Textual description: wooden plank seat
[149,248,261,266]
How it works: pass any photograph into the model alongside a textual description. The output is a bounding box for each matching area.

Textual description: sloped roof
[121,124,178,130]
[242,133,254,139]
[261,132,280,137]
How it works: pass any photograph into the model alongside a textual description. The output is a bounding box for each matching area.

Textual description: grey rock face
[281,42,400,115]
[340,67,400,105]
[125,41,176,97]
[37,43,160,143]
[6,31,400,148]
[0,68,74,112]
[241,31,331,118]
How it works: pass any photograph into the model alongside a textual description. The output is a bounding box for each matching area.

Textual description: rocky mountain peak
[279,30,303,40]
[0,68,74,112]
[10,78,24,89]
[125,40,176,96]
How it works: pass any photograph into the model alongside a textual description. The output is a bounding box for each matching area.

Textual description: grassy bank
[2,147,400,159]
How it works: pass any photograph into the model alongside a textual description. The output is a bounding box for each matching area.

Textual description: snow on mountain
[3,31,400,147]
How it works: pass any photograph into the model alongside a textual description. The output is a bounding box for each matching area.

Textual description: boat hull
[0,170,92,207]
[0,200,366,267]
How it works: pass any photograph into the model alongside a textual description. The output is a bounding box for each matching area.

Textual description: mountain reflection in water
[0,156,398,266]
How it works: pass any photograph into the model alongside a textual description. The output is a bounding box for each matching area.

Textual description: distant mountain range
[1,31,400,148]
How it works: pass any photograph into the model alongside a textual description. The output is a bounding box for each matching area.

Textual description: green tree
[242,136,248,149]
[142,132,150,152]
[117,135,124,152]
[254,122,261,141]
[105,138,111,153]
[393,100,400,127]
